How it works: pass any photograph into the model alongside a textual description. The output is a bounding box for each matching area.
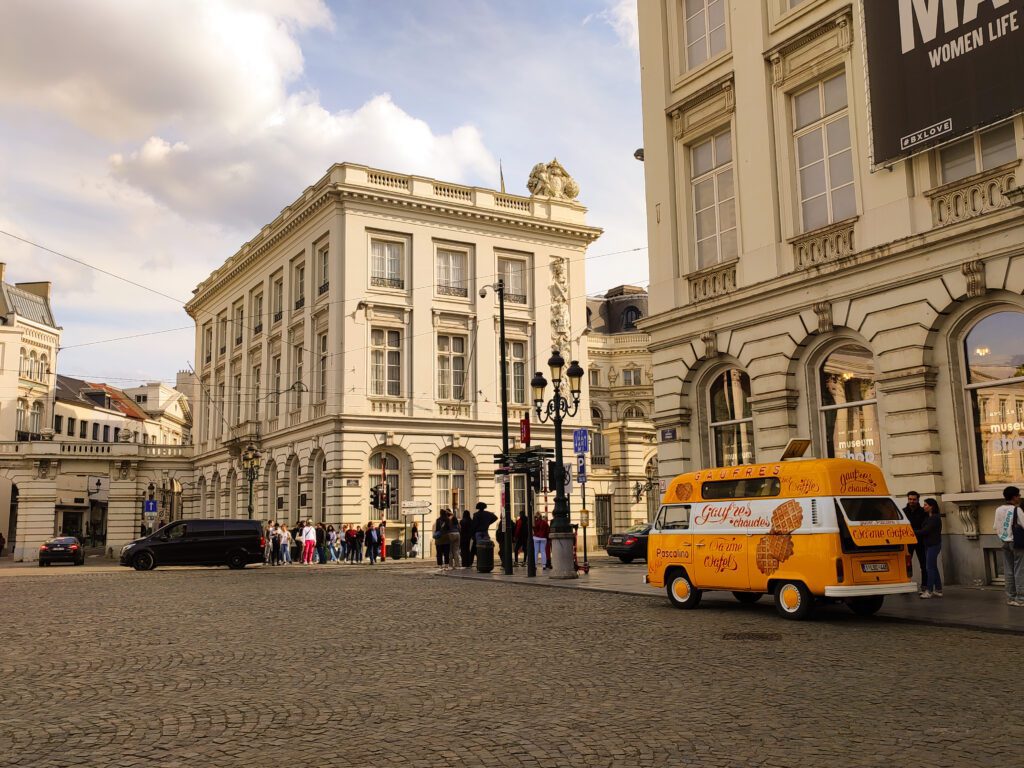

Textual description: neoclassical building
[186,162,600,542]
[585,286,657,541]
[638,0,1024,584]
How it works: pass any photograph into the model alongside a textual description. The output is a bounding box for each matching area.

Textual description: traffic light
[380,483,391,509]
[370,486,380,509]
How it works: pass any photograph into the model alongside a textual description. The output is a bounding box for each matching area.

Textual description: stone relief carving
[813,301,833,334]
[527,159,580,200]
[549,258,571,351]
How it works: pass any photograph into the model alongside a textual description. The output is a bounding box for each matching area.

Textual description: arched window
[436,451,466,511]
[964,311,1024,484]
[590,408,608,466]
[28,351,38,381]
[370,451,400,521]
[18,348,27,378]
[622,405,645,420]
[819,345,881,466]
[708,368,754,466]
[622,306,642,330]
[39,354,48,382]
[29,401,43,434]
[16,399,27,432]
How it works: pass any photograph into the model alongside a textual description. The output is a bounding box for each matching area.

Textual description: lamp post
[480,278,513,575]
[531,348,585,579]
[241,443,262,520]
[633,462,660,513]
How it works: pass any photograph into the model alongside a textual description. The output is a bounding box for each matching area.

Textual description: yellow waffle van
[646,457,918,620]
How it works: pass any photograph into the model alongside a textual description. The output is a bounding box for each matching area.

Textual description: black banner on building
[862,0,1024,166]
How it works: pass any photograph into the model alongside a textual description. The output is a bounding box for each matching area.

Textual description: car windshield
[840,497,903,522]
[626,524,649,534]
[49,537,76,544]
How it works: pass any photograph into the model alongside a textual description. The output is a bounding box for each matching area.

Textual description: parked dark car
[606,524,651,563]
[38,536,85,566]
[119,519,264,571]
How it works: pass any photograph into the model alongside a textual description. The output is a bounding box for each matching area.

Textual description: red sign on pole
[520,415,530,446]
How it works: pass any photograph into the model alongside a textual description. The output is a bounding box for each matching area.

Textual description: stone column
[108,474,142,559]
[748,388,800,461]
[873,366,942,492]
[13,474,57,562]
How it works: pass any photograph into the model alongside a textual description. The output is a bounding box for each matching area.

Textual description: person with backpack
[994,485,1024,607]
[434,509,451,570]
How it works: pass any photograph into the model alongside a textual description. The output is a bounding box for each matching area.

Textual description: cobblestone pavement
[0,565,1013,767]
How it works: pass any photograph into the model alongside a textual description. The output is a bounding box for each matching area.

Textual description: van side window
[190,520,223,538]
[701,477,780,500]
[657,504,690,530]
[167,523,187,540]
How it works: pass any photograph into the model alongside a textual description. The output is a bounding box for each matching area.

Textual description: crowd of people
[429,501,560,572]
[261,518,410,566]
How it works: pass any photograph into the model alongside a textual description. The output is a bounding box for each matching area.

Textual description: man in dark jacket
[903,491,927,585]
[470,502,497,565]
[315,523,327,565]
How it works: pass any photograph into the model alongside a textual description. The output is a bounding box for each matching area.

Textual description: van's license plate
[862,562,888,573]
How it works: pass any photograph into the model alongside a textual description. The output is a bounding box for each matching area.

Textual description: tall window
[203,325,213,362]
[271,355,282,417]
[293,344,304,409]
[371,328,402,396]
[683,0,726,70]
[67,416,75,436]
[29,351,38,380]
[320,458,327,519]
[504,340,527,404]
[218,314,227,353]
[819,345,881,467]
[708,369,754,466]
[623,369,641,386]
[92,423,99,441]
[940,123,1016,184]
[437,452,467,511]
[965,311,1024,485]
[18,349,27,378]
[252,366,261,420]
[371,239,404,288]
[622,306,643,329]
[692,129,736,269]
[589,369,600,387]
[233,305,244,345]
[591,408,608,466]
[794,72,855,232]
[16,399,27,432]
[437,335,467,400]
[437,248,468,296]
[29,401,43,434]
[317,332,328,401]
[233,374,242,424]
[272,278,283,321]
[79,420,87,439]
[318,244,329,294]
[511,475,527,519]
[293,263,305,308]
[252,293,263,333]
[370,451,400,521]
[498,257,527,304]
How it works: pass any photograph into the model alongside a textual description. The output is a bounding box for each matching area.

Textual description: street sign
[143,499,157,514]
[580,509,590,528]
[400,500,431,509]
[573,428,589,454]
[576,453,587,485]
[563,463,573,494]
[520,417,530,445]
[660,427,677,442]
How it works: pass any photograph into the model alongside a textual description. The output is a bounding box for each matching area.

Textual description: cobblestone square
[0,566,1014,767]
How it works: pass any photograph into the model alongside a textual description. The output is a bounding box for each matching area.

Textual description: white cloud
[587,0,639,52]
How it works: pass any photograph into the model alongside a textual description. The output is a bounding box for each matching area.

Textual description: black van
[119,519,264,571]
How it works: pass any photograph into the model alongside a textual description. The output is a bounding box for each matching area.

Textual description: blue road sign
[573,428,589,454]
[576,453,587,485]
[143,499,158,514]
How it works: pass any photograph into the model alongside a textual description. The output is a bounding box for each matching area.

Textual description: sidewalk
[442,556,1024,634]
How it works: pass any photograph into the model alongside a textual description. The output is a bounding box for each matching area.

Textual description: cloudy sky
[0,0,645,385]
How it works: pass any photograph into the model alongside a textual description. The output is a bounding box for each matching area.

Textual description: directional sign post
[400,500,431,509]
[573,428,589,454]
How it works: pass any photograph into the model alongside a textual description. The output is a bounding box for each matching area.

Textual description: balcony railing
[273,310,282,323]
[219,345,226,355]
[318,282,329,296]
[506,293,527,305]
[437,284,468,298]
[311,402,326,419]
[234,335,242,345]
[371,276,405,289]
[204,354,211,364]
[294,296,305,309]
[253,323,263,335]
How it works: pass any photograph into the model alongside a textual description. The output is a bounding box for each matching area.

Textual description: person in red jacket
[532,513,550,570]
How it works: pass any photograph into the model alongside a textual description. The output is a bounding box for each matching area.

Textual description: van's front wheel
[773,581,813,620]
[847,596,884,616]
[666,571,701,609]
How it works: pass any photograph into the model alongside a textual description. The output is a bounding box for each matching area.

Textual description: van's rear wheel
[132,551,155,571]
[733,591,763,604]
[666,571,701,609]
[773,581,813,620]
[227,551,247,570]
[847,596,884,616]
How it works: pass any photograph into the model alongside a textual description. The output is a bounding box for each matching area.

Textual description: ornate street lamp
[241,443,262,520]
[480,278,514,575]
[532,348,585,579]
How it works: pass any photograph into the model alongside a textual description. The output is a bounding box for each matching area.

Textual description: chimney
[15,281,52,301]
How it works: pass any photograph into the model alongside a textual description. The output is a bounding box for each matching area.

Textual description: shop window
[819,345,882,467]
[708,368,754,466]
[964,311,1024,485]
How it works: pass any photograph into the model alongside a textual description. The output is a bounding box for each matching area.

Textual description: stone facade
[185,163,601,548]
[638,0,1024,585]
[585,286,657,542]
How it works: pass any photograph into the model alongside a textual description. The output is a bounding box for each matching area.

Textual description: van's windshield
[840,497,903,522]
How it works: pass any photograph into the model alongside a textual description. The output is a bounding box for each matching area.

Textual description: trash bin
[475,539,494,573]
[388,541,403,560]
